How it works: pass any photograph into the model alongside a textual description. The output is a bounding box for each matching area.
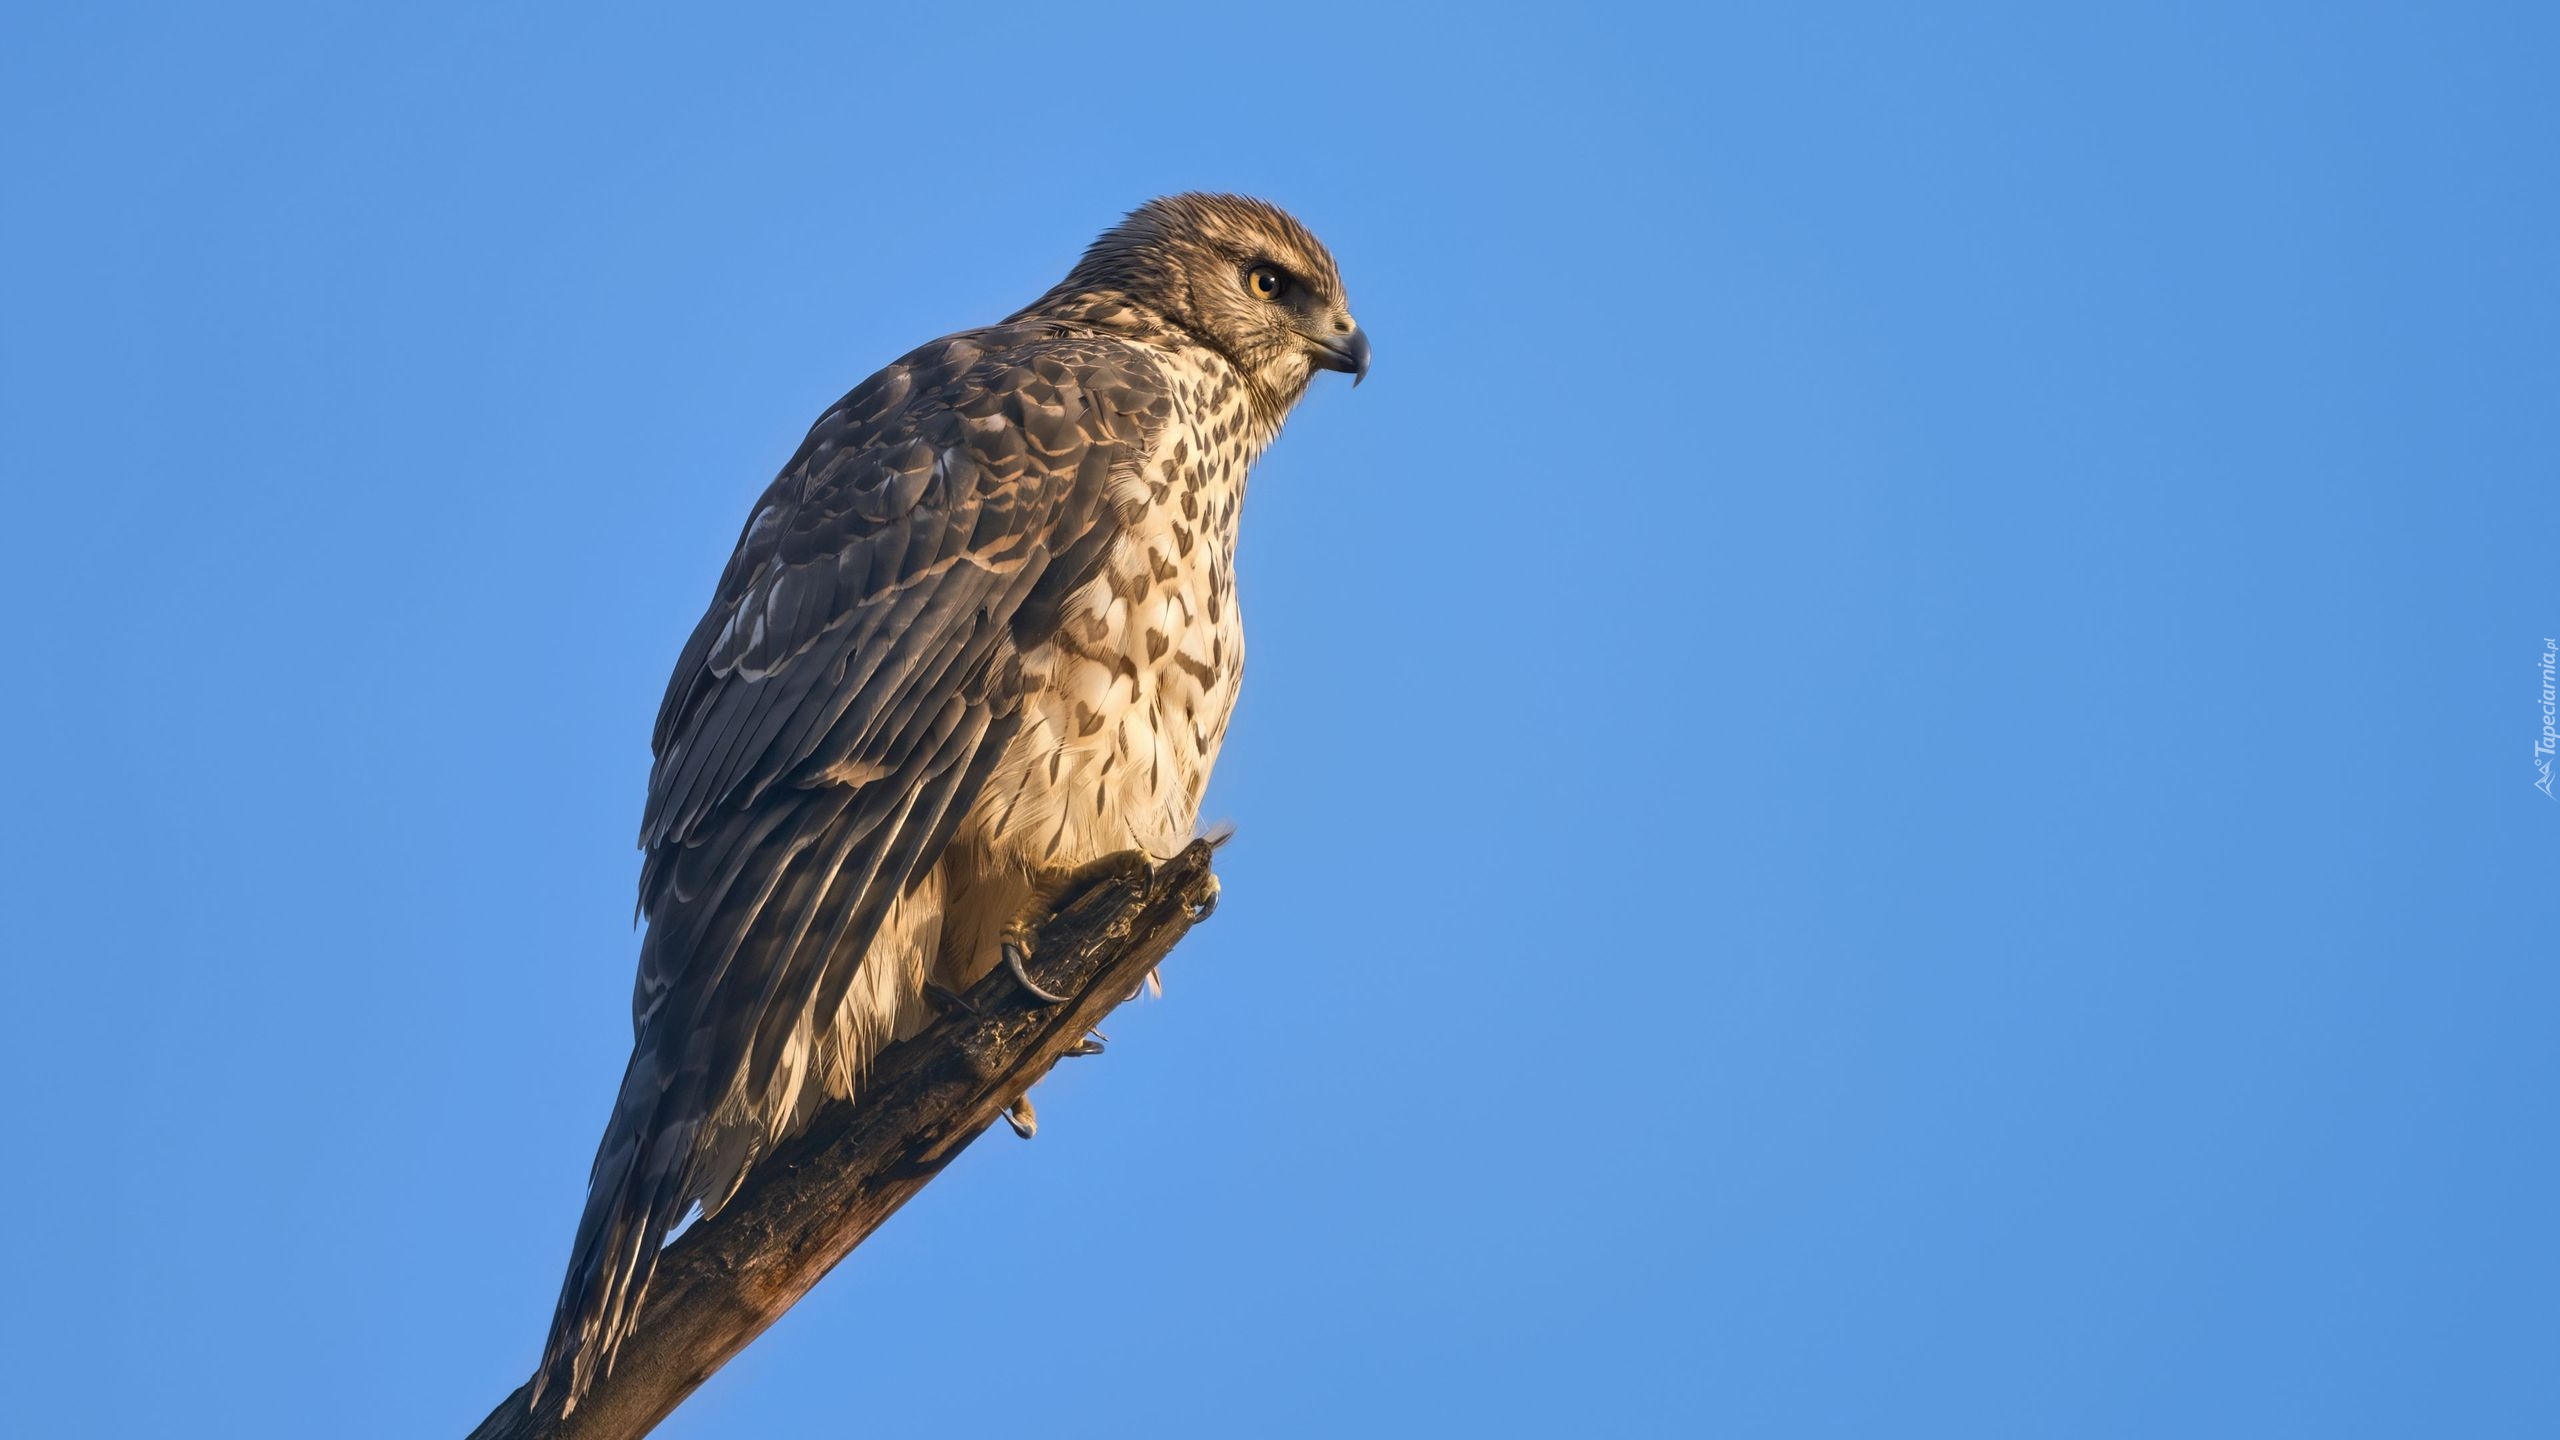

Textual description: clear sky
[2,4,2553,1436]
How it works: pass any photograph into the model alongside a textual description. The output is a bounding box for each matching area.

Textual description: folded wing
[537,326,1171,1408]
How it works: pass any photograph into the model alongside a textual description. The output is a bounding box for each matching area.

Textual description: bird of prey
[535,194,1366,1409]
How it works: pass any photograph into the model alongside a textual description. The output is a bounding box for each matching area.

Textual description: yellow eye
[1246,265,1287,301]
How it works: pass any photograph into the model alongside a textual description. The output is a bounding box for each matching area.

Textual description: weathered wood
[467,842,1221,1440]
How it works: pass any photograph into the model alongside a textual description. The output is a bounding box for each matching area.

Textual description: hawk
[535,194,1366,1408]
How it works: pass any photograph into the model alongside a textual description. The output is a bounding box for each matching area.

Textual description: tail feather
[532,1032,710,1413]
[531,726,990,1411]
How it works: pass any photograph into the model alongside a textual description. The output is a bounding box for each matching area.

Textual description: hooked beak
[1310,324,1371,386]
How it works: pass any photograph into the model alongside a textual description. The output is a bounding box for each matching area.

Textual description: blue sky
[2,4,2553,1436]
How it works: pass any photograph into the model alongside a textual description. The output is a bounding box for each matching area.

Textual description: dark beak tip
[1316,328,1372,387]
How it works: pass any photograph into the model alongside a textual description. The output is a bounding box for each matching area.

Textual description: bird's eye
[1245,265,1287,302]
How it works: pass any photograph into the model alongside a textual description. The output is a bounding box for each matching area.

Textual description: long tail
[530,1026,709,1414]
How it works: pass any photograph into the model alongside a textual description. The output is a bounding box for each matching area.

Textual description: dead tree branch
[467,841,1221,1440]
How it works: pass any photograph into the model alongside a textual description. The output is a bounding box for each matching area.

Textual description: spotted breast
[932,335,1280,985]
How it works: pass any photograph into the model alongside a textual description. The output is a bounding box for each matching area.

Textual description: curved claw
[1187,874,1221,923]
[1004,940,1072,1005]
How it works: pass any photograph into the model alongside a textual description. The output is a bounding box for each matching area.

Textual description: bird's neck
[1015,289,1299,447]
[1010,287,1173,340]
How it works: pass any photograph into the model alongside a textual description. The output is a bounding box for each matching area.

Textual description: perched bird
[536,194,1366,1409]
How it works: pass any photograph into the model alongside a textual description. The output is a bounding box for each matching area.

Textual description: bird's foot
[1002,1095,1037,1139]
[923,981,978,1017]
[1063,1030,1107,1058]
[1004,938,1072,1005]
[1187,873,1221,923]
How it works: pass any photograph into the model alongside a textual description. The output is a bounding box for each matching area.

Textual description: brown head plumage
[1020,192,1368,414]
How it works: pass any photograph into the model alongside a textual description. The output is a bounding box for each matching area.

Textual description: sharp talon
[1063,1032,1107,1058]
[923,981,978,1017]
[1004,940,1073,1004]
[1187,874,1221,922]
[1002,1096,1037,1139]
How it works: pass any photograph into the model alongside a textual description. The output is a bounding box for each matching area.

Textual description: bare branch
[467,842,1221,1440]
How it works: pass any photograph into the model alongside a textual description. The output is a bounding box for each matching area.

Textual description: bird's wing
[539,324,1171,1408]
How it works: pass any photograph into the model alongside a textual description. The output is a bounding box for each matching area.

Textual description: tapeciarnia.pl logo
[2537,638,2557,799]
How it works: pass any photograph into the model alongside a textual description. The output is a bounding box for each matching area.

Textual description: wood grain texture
[469,842,1220,1440]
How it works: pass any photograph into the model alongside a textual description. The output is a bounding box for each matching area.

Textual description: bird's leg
[1050,851,1155,911]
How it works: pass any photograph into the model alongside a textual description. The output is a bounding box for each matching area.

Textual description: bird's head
[1034,192,1368,410]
